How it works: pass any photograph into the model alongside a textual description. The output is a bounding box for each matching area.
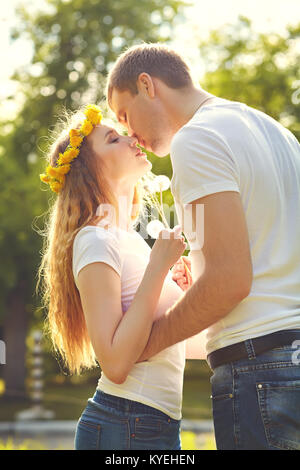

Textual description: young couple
[39,44,300,450]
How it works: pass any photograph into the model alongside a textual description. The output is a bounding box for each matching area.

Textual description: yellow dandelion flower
[50,181,62,193]
[40,173,50,183]
[84,104,102,125]
[80,119,94,136]
[57,152,69,165]
[70,128,81,137]
[55,164,71,175]
[70,135,83,148]
[69,129,83,148]
[39,105,102,194]
[57,148,79,165]
[46,165,59,178]
[68,147,80,159]
[54,173,65,184]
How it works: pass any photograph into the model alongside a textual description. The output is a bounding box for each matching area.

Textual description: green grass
[0,437,48,450]
[0,432,216,450]
[181,431,216,450]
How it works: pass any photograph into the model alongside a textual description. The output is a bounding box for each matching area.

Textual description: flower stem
[160,187,170,229]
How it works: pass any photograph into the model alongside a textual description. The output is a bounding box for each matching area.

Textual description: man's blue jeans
[210,342,300,449]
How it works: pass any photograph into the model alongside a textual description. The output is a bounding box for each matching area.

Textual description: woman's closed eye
[109,135,120,143]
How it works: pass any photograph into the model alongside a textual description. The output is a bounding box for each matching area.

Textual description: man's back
[170,98,300,353]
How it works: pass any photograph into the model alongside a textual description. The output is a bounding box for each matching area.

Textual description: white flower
[145,181,160,194]
[146,220,165,239]
[143,175,171,193]
[154,175,171,192]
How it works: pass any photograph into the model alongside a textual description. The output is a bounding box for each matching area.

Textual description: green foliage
[0,0,183,321]
[199,16,300,140]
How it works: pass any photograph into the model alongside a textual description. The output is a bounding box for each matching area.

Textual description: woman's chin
[144,159,152,171]
[134,160,152,180]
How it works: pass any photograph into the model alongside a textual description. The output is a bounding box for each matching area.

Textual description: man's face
[110,86,174,157]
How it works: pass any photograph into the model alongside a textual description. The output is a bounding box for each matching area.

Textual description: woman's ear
[137,73,155,99]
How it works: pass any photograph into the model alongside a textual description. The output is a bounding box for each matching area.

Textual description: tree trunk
[3,279,29,400]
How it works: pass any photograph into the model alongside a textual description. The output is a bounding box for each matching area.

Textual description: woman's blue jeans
[210,342,300,450]
[74,389,181,450]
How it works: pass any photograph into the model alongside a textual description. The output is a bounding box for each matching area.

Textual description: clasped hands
[171,256,193,291]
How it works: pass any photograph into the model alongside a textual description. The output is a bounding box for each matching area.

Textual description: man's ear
[136,73,155,98]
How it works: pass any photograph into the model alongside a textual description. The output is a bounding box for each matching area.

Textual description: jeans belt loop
[245,338,256,360]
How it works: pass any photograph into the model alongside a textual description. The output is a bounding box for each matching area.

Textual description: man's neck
[170,88,217,133]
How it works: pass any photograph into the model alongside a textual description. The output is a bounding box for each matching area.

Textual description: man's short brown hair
[106,43,193,103]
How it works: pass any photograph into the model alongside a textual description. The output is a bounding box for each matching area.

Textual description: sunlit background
[1,0,300,116]
[0,0,299,450]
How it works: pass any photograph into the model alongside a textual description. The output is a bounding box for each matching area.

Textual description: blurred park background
[0,0,299,450]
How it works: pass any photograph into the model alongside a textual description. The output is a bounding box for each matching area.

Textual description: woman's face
[87,124,152,183]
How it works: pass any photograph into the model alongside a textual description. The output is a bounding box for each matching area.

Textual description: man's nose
[129,135,138,147]
[128,126,136,138]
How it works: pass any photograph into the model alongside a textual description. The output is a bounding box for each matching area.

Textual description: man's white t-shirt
[170,98,300,355]
[72,224,186,420]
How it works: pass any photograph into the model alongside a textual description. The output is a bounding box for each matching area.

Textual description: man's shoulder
[171,99,258,154]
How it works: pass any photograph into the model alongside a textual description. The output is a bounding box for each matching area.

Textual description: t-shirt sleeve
[72,227,122,288]
[170,125,240,206]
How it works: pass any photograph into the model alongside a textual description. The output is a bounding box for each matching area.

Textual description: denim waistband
[89,389,179,422]
[207,328,300,370]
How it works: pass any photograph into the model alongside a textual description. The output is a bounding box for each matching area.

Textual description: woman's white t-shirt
[72,224,186,420]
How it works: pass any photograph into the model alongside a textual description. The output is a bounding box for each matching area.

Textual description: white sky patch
[172,0,300,80]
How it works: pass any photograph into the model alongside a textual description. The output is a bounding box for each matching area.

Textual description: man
[106,43,300,450]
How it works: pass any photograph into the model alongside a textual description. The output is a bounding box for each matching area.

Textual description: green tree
[198,16,300,139]
[0,0,184,400]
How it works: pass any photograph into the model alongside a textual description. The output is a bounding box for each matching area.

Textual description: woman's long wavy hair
[37,108,161,375]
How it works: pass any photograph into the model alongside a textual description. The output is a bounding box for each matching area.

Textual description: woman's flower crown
[40,104,102,193]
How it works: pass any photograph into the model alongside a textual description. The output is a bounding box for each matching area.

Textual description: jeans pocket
[75,417,101,450]
[210,392,235,450]
[256,379,300,450]
[134,415,165,441]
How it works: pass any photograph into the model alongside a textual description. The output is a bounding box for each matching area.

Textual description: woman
[38,104,200,451]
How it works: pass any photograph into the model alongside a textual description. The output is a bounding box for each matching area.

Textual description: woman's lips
[135,147,147,157]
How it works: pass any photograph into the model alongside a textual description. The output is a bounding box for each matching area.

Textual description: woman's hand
[171,256,193,291]
[149,225,187,272]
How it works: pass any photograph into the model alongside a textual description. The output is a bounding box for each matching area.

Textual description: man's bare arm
[137,191,253,361]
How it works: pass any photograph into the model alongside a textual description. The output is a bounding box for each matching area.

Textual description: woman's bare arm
[77,226,186,384]
[77,260,169,384]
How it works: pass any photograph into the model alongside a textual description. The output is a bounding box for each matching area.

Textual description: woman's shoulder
[73,224,119,249]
